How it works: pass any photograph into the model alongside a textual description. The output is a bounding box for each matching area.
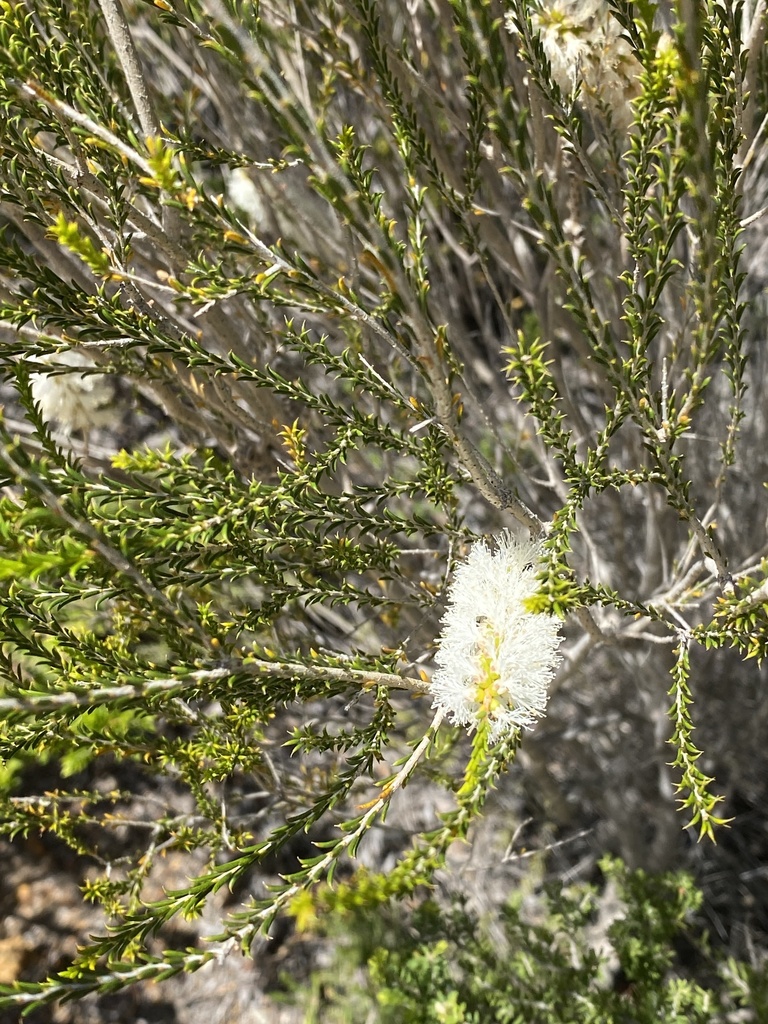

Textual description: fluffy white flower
[507,0,643,131]
[529,0,598,92]
[430,532,563,741]
[226,167,267,225]
[30,350,115,435]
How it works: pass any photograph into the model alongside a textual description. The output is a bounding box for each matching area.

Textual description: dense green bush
[294,858,768,1023]
[0,0,767,1015]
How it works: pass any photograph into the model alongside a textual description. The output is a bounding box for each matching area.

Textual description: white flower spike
[506,0,643,132]
[30,350,115,435]
[430,532,563,741]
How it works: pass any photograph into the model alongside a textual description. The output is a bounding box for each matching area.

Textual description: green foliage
[0,0,766,1012]
[296,858,765,1024]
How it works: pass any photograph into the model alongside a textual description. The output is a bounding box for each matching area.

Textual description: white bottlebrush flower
[30,350,115,435]
[226,167,267,225]
[430,532,563,741]
[527,0,599,93]
[507,0,643,132]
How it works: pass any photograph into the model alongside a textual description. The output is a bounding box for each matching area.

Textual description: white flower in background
[506,0,643,131]
[528,0,599,92]
[226,167,267,225]
[30,350,115,435]
[430,532,563,741]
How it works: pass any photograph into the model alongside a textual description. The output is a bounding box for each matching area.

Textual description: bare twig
[97,0,160,139]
